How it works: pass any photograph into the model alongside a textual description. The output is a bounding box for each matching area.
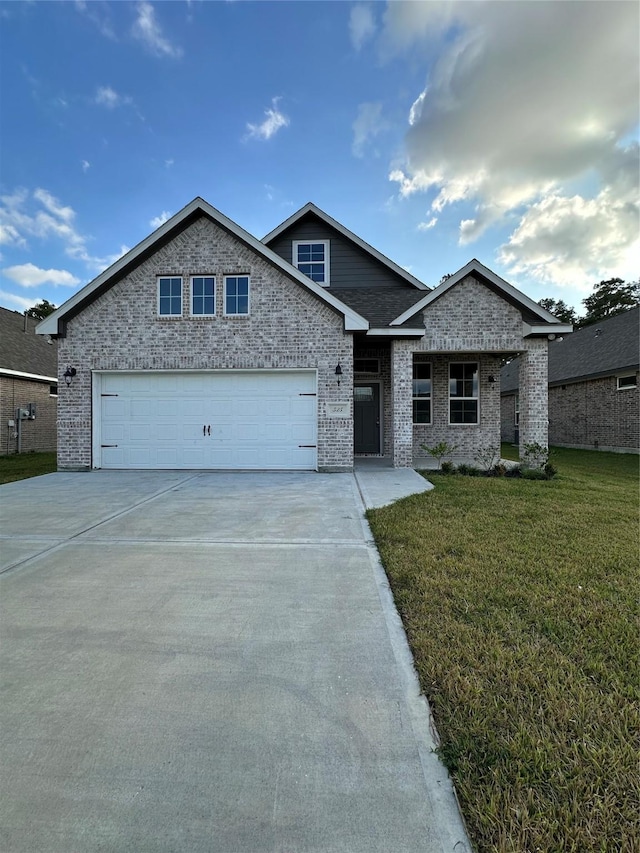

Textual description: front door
[354,383,380,454]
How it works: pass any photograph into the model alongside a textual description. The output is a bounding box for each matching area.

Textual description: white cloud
[164,159,174,168]
[0,289,41,312]
[417,218,437,231]
[150,211,171,229]
[350,4,376,51]
[2,262,80,288]
[75,0,116,40]
[352,102,388,158]
[132,1,182,58]
[245,98,289,141]
[0,188,129,272]
[81,160,91,172]
[94,86,132,109]
[383,0,639,287]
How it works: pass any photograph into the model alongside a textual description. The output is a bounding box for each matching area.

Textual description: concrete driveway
[0,471,468,853]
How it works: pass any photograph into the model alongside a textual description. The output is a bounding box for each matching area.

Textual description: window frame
[412,362,432,425]
[514,393,519,427]
[157,276,183,317]
[293,240,330,287]
[449,362,479,425]
[354,358,380,375]
[617,374,637,390]
[190,275,216,317]
[223,275,250,317]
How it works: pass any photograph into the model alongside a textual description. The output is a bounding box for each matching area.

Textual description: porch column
[391,340,413,467]
[519,338,549,467]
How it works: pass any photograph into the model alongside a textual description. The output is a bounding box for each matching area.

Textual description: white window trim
[449,361,479,426]
[617,373,637,390]
[293,240,330,287]
[412,363,432,425]
[223,275,251,317]
[190,275,216,317]
[157,276,183,317]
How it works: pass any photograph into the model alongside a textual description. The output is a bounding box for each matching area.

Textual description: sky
[1,0,638,318]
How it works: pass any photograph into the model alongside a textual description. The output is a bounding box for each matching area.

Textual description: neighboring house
[0,306,58,455]
[37,197,570,471]
[501,307,639,453]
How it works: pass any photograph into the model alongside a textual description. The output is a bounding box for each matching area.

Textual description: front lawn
[367,448,639,853]
[0,451,57,484]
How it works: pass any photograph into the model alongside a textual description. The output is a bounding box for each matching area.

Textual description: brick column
[519,338,548,467]
[391,340,413,467]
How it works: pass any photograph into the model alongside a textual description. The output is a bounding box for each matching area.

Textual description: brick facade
[548,374,639,452]
[57,217,353,471]
[0,376,57,455]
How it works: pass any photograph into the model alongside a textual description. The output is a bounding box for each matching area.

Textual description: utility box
[28,403,37,420]
[17,408,30,420]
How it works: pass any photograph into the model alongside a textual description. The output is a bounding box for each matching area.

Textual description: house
[36,197,570,472]
[0,306,58,455]
[501,307,639,453]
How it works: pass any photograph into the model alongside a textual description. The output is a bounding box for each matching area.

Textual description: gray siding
[266,214,412,290]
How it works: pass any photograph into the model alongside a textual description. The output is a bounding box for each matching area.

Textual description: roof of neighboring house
[262,202,430,292]
[0,306,58,380]
[37,197,369,337]
[501,306,640,392]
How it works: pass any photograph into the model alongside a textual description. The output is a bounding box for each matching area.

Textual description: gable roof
[501,306,639,392]
[262,202,429,292]
[0,306,57,380]
[37,197,369,337]
[390,258,573,332]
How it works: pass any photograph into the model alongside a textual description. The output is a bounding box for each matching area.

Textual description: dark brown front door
[354,384,380,454]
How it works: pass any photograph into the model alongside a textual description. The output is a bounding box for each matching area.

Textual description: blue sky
[1,0,638,317]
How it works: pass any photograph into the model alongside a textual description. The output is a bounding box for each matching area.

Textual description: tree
[580,278,639,327]
[26,300,56,321]
[537,298,578,325]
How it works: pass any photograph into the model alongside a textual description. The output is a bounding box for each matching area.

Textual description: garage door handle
[207,425,211,435]
[203,425,206,436]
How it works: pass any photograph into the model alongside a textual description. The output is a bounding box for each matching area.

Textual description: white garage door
[94,371,317,470]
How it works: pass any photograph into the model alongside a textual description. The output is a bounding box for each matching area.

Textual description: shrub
[474,445,501,472]
[441,460,457,475]
[420,440,459,471]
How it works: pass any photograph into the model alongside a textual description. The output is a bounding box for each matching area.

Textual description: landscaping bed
[367,448,639,852]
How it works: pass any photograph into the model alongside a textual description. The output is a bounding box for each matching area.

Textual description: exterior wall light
[335,363,343,386]
[64,366,77,386]
[487,375,496,384]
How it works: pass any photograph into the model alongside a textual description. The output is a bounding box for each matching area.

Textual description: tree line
[538,278,639,327]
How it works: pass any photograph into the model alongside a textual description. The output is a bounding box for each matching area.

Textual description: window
[49,384,58,397]
[515,393,519,427]
[293,240,330,286]
[413,363,431,424]
[617,374,637,390]
[224,276,250,316]
[191,276,216,316]
[354,358,380,374]
[158,277,182,316]
[449,363,479,424]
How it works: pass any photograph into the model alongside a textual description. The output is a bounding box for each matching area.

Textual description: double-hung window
[413,363,432,424]
[449,363,479,424]
[224,276,250,316]
[293,240,330,286]
[191,276,216,316]
[158,276,182,316]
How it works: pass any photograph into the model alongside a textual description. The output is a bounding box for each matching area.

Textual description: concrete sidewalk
[0,470,468,853]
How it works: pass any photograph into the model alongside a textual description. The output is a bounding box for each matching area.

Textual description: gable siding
[267,217,413,290]
[56,216,354,471]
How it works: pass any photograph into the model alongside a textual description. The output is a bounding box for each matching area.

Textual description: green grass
[367,448,639,853]
[0,451,57,484]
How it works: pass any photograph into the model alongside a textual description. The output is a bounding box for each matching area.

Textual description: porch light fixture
[335,363,343,386]
[63,366,77,386]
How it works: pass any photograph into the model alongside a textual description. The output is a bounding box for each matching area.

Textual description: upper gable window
[191,276,216,316]
[158,277,182,316]
[293,240,330,286]
[224,276,250,316]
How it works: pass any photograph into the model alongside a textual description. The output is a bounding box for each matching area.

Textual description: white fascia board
[389,259,568,327]
[37,197,369,335]
[0,368,57,382]
[366,328,425,337]
[523,323,574,338]
[262,202,429,291]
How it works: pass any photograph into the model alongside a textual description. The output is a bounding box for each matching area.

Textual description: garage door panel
[97,371,317,470]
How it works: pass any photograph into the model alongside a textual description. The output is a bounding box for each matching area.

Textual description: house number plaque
[327,402,349,418]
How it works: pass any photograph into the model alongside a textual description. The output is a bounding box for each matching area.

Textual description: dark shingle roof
[0,306,58,378]
[501,307,639,392]
[333,287,427,328]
